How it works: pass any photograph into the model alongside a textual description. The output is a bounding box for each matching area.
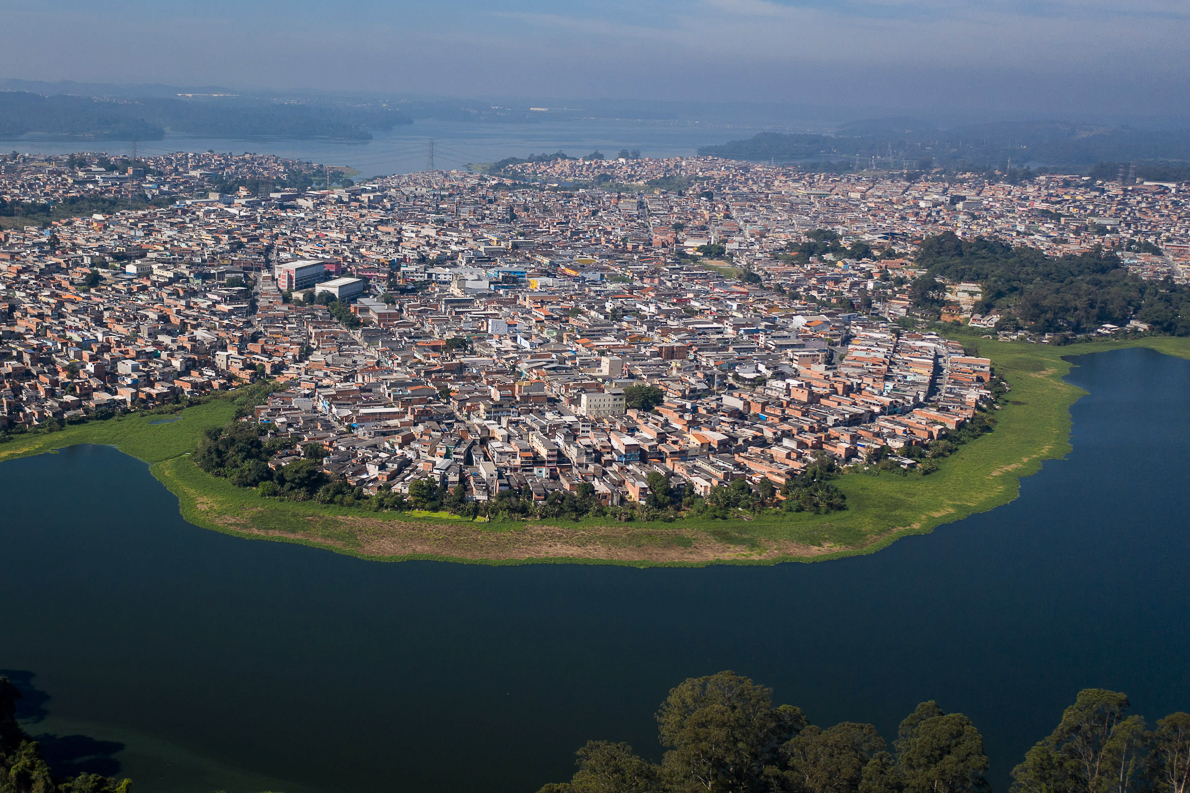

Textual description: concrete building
[578,389,626,418]
[275,260,329,292]
[314,277,366,302]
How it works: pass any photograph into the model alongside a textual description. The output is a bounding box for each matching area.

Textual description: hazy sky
[2,0,1187,115]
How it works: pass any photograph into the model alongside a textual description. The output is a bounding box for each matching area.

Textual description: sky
[1,0,1187,116]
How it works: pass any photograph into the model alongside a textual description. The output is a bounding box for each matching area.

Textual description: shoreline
[4,336,1189,566]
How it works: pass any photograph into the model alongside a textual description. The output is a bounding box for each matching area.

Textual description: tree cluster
[540,672,1190,793]
[0,195,176,227]
[622,385,666,412]
[783,230,875,263]
[913,232,1190,335]
[0,677,131,793]
[193,421,365,504]
[538,670,989,793]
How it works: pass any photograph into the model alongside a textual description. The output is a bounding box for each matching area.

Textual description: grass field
[4,336,1189,566]
[0,399,238,465]
[696,259,744,279]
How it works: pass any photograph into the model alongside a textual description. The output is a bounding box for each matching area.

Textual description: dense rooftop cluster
[1,150,1185,510]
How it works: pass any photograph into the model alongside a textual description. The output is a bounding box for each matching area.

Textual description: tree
[1149,713,1190,793]
[231,459,273,488]
[274,459,327,499]
[656,671,807,793]
[445,336,470,353]
[408,477,439,509]
[303,442,326,460]
[647,471,673,509]
[849,242,874,260]
[895,701,989,793]
[1011,689,1146,793]
[622,385,665,411]
[861,751,905,793]
[782,722,887,793]
[441,482,467,510]
[539,741,661,793]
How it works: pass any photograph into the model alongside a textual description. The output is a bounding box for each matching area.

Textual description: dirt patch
[990,444,1054,477]
[990,462,1024,477]
[197,511,840,563]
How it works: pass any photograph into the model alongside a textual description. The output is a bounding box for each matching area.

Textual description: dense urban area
[1,149,1187,515]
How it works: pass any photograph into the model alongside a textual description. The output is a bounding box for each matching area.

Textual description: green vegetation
[0,676,131,793]
[0,399,238,466]
[538,670,1190,793]
[0,194,178,227]
[298,292,363,328]
[913,232,1190,334]
[645,174,701,192]
[622,385,666,411]
[482,151,576,175]
[694,260,744,279]
[782,228,875,263]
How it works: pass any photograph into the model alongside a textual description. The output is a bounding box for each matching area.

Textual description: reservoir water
[2,347,1189,793]
[4,117,792,178]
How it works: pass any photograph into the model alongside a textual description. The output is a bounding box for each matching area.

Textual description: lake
[3,117,804,178]
[2,346,1189,793]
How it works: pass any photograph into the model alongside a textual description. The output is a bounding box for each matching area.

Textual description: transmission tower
[129,140,137,210]
[427,139,435,172]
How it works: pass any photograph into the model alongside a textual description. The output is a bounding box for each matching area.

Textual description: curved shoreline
[4,336,1189,567]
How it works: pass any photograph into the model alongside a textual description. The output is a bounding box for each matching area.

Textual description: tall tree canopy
[913,232,1190,335]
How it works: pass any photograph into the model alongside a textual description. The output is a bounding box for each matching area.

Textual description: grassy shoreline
[4,336,1188,566]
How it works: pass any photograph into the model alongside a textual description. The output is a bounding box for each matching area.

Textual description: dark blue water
[2,347,1188,793]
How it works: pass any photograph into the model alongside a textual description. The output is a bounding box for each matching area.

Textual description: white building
[578,389,626,418]
[315,277,366,302]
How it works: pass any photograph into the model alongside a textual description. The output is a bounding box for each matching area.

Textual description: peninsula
[1,150,1188,564]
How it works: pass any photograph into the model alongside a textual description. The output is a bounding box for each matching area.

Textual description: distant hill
[698,120,1190,172]
[0,91,412,141]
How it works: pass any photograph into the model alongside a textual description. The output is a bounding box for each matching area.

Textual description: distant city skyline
[1,0,1187,117]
